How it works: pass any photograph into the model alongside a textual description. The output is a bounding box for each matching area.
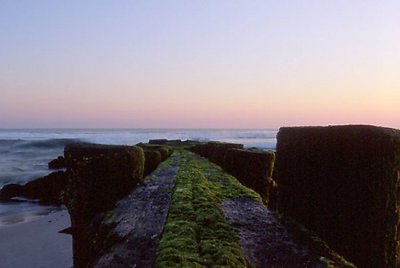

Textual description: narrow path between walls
[91,149,354,267]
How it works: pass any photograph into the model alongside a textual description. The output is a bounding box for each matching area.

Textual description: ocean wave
[14,139,81,149]
[0,139,24,146]
[230,132,277,139]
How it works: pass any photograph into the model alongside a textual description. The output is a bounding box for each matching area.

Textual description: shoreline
[0,209,72,268]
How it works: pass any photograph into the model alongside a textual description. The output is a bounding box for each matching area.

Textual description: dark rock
[59,226,75,235]
[149,139,182,145]
[48,156,67,169]
[275,125,400,268]
[23,171,67,205]
[0,184,23,201]
[0,172,67,205]
[149,139,168,145]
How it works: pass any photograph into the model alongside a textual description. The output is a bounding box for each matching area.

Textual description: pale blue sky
[0,1,399,128]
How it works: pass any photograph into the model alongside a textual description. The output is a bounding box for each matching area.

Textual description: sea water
[0,129,277,226]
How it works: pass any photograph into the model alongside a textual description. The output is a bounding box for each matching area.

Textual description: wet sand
[0,210,72,268]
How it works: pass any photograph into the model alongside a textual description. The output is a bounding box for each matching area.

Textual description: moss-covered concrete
[156,150,257,267]
[91,153,180,268]
[190,141,244,168]
[62,143,145,267]
[190,142,277,208]
[137,143,174,161]
[61,140,356,268]
[157,149,353,267]
[224,148,276,207]
[275,125,400,268]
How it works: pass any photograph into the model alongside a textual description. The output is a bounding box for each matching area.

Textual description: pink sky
[1,1,399,129]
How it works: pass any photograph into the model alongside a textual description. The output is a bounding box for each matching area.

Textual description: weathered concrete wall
[143,149,162,176]
[190,142,277,208]
[137,143,174,161]
[206,141,244,167]
[63,143,145,267]
[64,143,145,224]
[275,125,400,268]
[191,141,243,168]
[225,148,276,207]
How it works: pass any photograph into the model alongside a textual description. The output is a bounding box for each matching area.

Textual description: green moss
[130,145,145,180]
[158,152,176,170]
[155,150,254,267]
[191,154,261,202]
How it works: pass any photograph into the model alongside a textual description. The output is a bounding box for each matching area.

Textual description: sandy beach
[0,210,72,268]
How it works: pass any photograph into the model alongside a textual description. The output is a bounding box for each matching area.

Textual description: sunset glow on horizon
[1,1,399,129]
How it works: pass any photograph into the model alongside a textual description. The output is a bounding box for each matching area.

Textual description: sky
[0,1,399,129]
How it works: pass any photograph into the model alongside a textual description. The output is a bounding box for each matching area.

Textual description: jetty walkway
[90,149,353,267]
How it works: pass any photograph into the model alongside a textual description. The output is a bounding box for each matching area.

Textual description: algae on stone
[156,150,255,267]
[62,143,145,267]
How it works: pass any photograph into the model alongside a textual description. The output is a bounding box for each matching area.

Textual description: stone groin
[3,126,400,267]
[275,125,400,268]
[61,142,354,267]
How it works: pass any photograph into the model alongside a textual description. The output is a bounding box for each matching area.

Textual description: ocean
[0,128,277,227]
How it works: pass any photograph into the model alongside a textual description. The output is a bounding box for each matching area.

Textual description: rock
[48,156,67,169]
[0,184,23,201]
[275,125,400,268]
[149,139,168,145]
[23,171,67,205]
[0,172,67,204]
[149,139,182,145]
